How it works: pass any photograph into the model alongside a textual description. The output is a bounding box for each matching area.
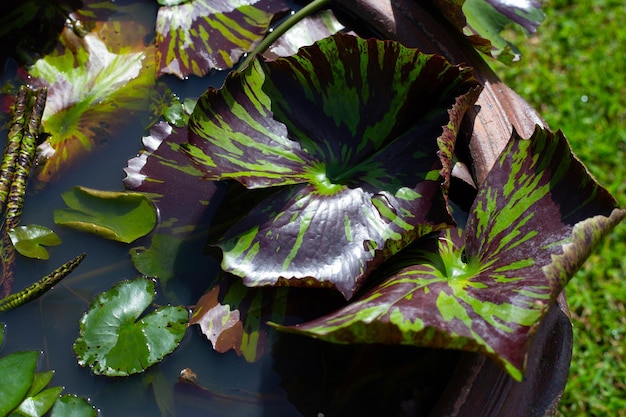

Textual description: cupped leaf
[276,127,626,380]
[8,225,62,260]
[155,0,290,78]
[73,277,188,376]
[54,186,157,243]
[185,33,481,298]
[0,350,39,415]
[50,395,98,417]
[432,0,545,62]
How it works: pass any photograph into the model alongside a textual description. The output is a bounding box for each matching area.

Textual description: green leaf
[13,386,63,417]
[8,225,62,260]
[432,0,545,62]
[185,33,481,298]
[25,371,55,398]
[54,186,157,243]
[49,395,97,417]
[276,127,626,380]
[73,277,188,376]
[155,0,290,78]
[0,351,39,416]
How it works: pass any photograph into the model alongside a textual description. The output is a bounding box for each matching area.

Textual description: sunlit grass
[491,1,626,415]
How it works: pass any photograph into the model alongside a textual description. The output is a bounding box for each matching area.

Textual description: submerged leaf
[277,127,626,380]
[8,225,62,260]
[155,0,290,78]
[186,33,481,298]
[27,18,157,186]
[73,277,188,376]
[54,186,157,243]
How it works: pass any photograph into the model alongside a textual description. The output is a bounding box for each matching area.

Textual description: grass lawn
[490,0,626,415]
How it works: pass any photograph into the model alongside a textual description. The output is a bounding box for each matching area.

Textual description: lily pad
[8,225,62,260]
[185,33,481,299]
[54,186,157,243]
[73,277,188,376]
[50,395,98,417]
[276,127,626,380]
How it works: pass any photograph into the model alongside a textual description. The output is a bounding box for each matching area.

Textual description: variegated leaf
[124,121,220,284]
[155,0,290,78]
[186,34,481,298]
[28,19,158,186]
[276,127,626,380]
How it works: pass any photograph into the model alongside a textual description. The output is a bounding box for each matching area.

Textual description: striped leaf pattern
[277,127,626,380]
[28,20,157,186]
[186,34,481,299]
[155,0,290,78]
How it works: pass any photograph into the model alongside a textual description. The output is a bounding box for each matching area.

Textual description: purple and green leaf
[275,127,626,380]
[155,0,290,79]
[124,121,220,283]
[185,33,481,299]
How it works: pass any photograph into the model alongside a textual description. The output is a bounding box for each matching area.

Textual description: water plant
[0,0,624,415]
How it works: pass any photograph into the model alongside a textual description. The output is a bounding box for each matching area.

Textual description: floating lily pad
[54,186,157,243]
[73,277,188,376]
[50,395,98,417]
[8,225,62,260]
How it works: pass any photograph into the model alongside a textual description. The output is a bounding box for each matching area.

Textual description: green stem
[0,253,87,312]
[237,0,331,71]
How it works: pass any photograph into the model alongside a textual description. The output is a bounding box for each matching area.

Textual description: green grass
[490,1,626,415]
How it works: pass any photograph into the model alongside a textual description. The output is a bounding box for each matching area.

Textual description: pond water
[0,3,463,416]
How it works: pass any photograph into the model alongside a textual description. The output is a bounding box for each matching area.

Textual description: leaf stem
[238,0,331,71]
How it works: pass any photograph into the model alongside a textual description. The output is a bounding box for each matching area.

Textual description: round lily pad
[73,277,188,376]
